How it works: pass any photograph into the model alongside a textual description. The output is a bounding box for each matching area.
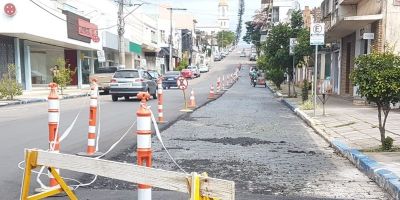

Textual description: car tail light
[111,79,116,83]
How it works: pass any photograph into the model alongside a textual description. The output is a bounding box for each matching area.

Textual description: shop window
[0,36,15,79]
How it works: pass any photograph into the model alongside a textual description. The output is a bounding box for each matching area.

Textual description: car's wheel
[152,88,158,99]
[112,95,118,102]
[124,96,129,101]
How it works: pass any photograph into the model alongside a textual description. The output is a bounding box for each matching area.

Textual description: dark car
[162,71,180,89]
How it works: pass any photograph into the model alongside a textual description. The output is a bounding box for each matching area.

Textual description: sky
[139,0,323,43]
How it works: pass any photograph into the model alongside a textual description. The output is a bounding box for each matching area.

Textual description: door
[345,43,351,94]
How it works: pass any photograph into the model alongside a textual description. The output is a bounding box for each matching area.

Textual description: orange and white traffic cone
[157,78,165,123]
[47,83,60,187]
[78,79,102,157]
[188,89,196,108]
[136,92,152,200]
[208,84,215,99]
[216,77,221,94]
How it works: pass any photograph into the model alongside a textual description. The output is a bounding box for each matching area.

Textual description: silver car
[109,69,158,101]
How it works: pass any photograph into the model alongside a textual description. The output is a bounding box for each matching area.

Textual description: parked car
[240,51,246,57]
[89,66,118,94]
[162,71,180,89]
[109,69,158,101]
[181,69,194,79]
[199,64,209,73]
[220,52,226,58]
[187,65,201,77]
[214,54,221,61]
[249,53,257,61]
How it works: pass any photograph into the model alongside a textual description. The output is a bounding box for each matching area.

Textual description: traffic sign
[363,33,375,40]
[289,38,297,55]
[97,50,106,62]
[310,23,325,45]
[177,76,188,90]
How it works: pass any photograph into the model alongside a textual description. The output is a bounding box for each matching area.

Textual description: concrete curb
[280,98,400,200]
[0,93,89,107]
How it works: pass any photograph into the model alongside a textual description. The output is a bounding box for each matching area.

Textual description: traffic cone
[77,79,102,157]
[188,89,196,108]
[208,84,215,99]
[136,92,152,200]
[216,77,221,94]
[157,78,166,123]
[47,83,60,187]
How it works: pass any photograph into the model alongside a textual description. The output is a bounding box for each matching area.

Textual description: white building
[218,0,230,30]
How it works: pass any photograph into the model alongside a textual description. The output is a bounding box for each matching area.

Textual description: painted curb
[0,93,89,108]
[280,98,400,200]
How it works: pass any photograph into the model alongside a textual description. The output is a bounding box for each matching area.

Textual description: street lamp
[167,7,187,71]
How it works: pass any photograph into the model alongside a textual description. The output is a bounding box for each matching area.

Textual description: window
[151,30,157,44]
[272,7,279,22]
[160,30,166,43]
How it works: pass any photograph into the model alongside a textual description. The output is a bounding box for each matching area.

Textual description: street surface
[0,53,391,199]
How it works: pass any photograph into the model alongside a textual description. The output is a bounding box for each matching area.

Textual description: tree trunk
[377,104,386,146]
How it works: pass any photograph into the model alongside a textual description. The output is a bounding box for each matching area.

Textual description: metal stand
[317,93,330,116]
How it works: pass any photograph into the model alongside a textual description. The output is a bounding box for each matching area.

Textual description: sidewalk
[0,86,90,107]
[268,81,400,199]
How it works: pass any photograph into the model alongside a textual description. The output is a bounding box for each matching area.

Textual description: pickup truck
[89,66,118,94]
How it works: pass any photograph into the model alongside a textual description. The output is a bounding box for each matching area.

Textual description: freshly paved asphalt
[0,53,240,199]
[0,52,391,200]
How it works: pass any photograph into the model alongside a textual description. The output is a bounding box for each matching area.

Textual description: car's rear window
[95,67,117,74]
[114,71,139,78]
[165,71,180,75]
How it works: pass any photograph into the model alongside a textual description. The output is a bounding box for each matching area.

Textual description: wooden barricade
[20,149,235,200]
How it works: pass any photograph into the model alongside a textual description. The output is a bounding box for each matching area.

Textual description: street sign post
[97,50,106,63]
[310,23,325,117]
[177,76,192,112]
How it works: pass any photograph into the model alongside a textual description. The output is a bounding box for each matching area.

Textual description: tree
[235,0,245,44]
[0,63,22,100]
[52,58,76,95]
[216,31,235,49]
[351,51,400,148]
[243,21,261,55]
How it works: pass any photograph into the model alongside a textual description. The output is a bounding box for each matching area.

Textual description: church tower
[218,0,229,30]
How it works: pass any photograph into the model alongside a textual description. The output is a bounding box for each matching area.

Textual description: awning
[326,14,383,42]
[158,47,178,57]
[129,42,142,54]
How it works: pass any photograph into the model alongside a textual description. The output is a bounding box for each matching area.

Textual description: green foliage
[302,79,309,102]
[243,21,261,55]
[351,51,400,146]
[52,58,76,95]
[268,68,285,90]
[290,10,303,33]
[217,31,236,48]
[351,52,400,105]
[0,64,23,100]
[235,0,245,44]
[383,136,394,151]
[300,99,313,110]
[294,28,313,64]
[176,58,189,71]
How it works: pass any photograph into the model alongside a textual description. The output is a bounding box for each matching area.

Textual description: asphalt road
[75,59,390,200]
[0,52,242,199]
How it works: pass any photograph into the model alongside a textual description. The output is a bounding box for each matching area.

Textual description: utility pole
[116,1,144,68]
[167,7,187,71]
[117,0,126,68]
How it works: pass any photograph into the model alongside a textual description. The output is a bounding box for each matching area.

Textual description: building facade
[320,0,400,99]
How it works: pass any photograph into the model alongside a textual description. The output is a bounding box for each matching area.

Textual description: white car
[187,65,201,77]
[199,65,209,73]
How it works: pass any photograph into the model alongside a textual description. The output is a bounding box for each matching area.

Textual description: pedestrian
[50,65,59,82]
